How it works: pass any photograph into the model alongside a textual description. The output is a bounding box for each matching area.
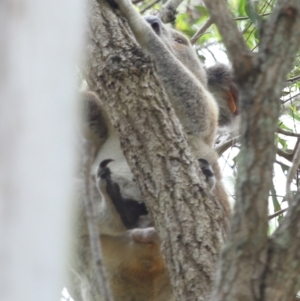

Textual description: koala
[67,3,240,301]
[68,162,173,301]
[68,154,217,301]
[101,8,233,216]
[206,64,239,129]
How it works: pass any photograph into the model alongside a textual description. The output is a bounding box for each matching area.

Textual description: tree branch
[215,136,239,157]
[158,0,184,23]
[202,0,255,79]
[82,141,113,301]
[191,17,213,45]
[285,139,300,205]
[140,0,160,14]
[277,138,300,163]
[234,13,270,21]
[207,1,300,301]
[258,1,300,84]
[268,208,288,220]
[286,74,300,84]
[277,147,294,162]
[264,192,300,301]
[277,127,300,137]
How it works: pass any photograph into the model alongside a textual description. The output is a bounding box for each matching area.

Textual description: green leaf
[276,135,288,150]
[245,0,263,26]
[270,182,281,212]
[238,0,246,16]
[288,105,300,122]
[278,122,293,132]
[195,5,208,18]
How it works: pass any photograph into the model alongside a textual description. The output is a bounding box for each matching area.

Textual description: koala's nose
[144,15,162,35]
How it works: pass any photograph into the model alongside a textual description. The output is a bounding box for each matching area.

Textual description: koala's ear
[206,64,240,127]
[226,81,239,115]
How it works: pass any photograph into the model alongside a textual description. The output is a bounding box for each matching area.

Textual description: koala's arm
[109,0,218,140]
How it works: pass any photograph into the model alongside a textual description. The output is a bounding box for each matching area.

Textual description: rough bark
[264,192,300,301]
[262,193,300,301]
[201,1,300,301]
[86,1,228,300]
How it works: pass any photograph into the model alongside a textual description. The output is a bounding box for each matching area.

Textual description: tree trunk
[86,1,228,300]
[203,1,300,300]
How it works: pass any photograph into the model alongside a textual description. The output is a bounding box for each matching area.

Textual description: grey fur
[206,63,240,128]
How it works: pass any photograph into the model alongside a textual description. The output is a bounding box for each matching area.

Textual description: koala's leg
[99,230,174,301]
[81,91,109,152]
[96,159,148,230]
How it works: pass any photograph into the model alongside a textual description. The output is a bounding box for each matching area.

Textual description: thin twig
[202,0,254,77]
[140,0,160,14]
[234,13,270,21]
[282,92,300,103]
[277,148,294,162]
[286,74,300,84]
[191,17,213,45]
[268,208,288,220]
[277,127,300,137]
[203,45,218,62]
[83,141,114,301]
[241,0,270,37]
[215,136,240,157]
[286,139,300,206]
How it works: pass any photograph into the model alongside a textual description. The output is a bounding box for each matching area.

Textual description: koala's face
[144,15,207,84]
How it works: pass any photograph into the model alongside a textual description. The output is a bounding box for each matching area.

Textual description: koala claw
[198,158,216,191]
[97,159,114,179]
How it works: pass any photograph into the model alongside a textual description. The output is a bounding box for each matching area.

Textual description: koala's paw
[130,227,159,245]
[198,158,216,191]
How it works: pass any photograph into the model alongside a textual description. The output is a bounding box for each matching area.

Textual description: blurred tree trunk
[0,1,84,301]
